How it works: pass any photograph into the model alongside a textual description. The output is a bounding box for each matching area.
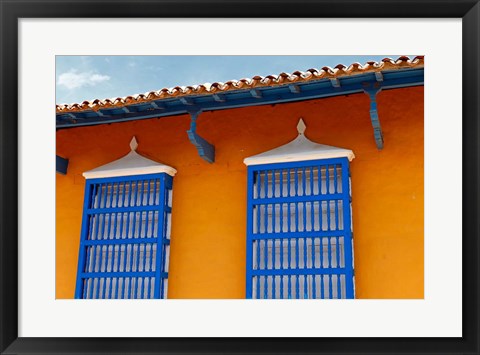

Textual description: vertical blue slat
[142,242,147,273]
[114,182,121,208]
[154,175,166,299]
[93,191,101,240]
[264,170,268,199]
[272,239,276,299]
[336,236,341,269]
[279,171,284,296]
[312,238,316,298]
[320,237,324,269]
[112,212,118,240]
[287,236,292,299]
[294,169,299,299]
[90,183,98,209]
[128,179,134,206]
[135,276,140,302]
[74,181,93,299]
[118,211,125,241]
[140,277,145,299]
[302,166,307,229]
[99,212,106,241]
[272,169,276,198]
[294,168,298,197]
[279,168,283,198]
[252,171,260,299]
[145,277,150,298]
[160,181,171,298]
[148,243,153,272]
[97,237,104,275]
[342,159,354,298]
[309,166,313,196]
[328,274,333,299]
[245,168,255,299]
[109,183,115,208]
[121,274,126,299]
[130,277,135,299]
[328,237,332,268]
[256,240,260,298]
[334,165,339,231]
[84,246,91,288]
[95,273,101,299]
[263,242,267,298]
[106,212,113,241]
[126,212,132,240]
[131,203,138,240]
[102,183,108,208]
[318,165,322,195]
[303,237,307,298]
[334,164,338,193]
[326,166,331,232]
[104,277,110,299]
[295,242,299,299]
[96,183,103,209]
[147,179,152,206]
[89,249,96,298]
[108,252,115,299]
[134,180,139,206]
[337,273,342,299]
[310,201,315,233]
[122,243,128,274]
[143,209,148,239]
[83,279,88,299]
[135,241,141,273]
[287,168,291,197]
[127,240,134,275]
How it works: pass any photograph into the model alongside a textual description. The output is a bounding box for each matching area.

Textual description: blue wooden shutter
[246,158,354,299]
[75,173,173,299]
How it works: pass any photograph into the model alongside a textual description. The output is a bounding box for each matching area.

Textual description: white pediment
[243,119,355,166]
[83,137,177,179]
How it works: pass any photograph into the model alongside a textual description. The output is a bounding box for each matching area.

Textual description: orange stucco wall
[56,86,424,299]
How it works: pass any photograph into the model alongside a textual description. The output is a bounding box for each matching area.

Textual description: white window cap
[243,119,355,166]
[83,137,177,179]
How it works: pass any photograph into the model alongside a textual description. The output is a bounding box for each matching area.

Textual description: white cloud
[57,70,110,90]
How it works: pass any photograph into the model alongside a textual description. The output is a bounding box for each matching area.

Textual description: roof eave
[56,66,424,129]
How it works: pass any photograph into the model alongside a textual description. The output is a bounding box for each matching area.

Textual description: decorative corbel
[56,155,69,175]
[363,82,384,150]
[186,108,215,163]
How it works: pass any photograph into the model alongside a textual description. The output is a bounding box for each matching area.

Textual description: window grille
[246,158,354,299]
[75,173,173,299]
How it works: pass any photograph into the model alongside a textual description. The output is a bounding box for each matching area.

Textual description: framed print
[1,1,479,354]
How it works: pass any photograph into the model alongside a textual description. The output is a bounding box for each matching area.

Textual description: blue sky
[55,55,411,105]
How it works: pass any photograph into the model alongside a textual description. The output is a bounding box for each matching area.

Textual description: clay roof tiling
[56,55,424,114]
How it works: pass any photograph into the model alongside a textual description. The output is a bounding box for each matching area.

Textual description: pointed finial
[130,136,138,151]
[297,118,306,135]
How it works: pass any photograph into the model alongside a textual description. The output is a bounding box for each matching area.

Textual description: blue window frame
[246,158,354,299]
[75,172,173,299]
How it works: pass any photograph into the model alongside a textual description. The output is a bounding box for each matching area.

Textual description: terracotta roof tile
[56,55,424,114]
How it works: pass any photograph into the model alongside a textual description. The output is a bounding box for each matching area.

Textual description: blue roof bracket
[213,94,226,102]
[56,155,69,175]
[186,108,215,163]
[363,82,384,150]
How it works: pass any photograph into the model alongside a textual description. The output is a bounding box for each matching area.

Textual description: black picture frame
[1,1,479,354]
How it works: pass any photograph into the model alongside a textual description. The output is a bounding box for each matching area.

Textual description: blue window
[246,158,354,299]
[75,173,173,299]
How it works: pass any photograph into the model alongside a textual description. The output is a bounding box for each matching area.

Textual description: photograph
[55,55,424,300]
[2,2,478,353]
